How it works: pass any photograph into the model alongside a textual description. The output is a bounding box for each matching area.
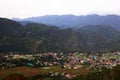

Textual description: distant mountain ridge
[1,17,120,53]
[12,14,120,30]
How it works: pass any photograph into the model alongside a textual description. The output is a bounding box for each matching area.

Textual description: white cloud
[0,0,119,18]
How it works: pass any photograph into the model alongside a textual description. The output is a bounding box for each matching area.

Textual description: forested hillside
[0,18,120,53]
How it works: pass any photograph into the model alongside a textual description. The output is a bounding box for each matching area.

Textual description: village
[0,52,120,71]
[0,52,120,79]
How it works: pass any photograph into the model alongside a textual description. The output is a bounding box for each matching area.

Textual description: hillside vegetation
[0,18,120,53]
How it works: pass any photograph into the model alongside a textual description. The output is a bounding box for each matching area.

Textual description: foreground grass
[0,66,91,79]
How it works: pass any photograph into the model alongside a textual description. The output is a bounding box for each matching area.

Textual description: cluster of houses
[85,52,120,71]
[0,52,120,71]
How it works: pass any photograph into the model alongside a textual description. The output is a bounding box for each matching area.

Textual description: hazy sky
[0,0,120,18]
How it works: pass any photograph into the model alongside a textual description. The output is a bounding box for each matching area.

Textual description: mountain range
[0,17,120,53]
[12,14,120,30]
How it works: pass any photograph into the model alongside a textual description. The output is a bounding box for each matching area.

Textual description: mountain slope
[1,18,120,53]
[0,18,22,39]
[76,25,120,52]
[13,14,120,30]
[37,28,79,52]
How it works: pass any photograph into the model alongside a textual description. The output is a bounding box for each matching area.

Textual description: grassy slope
[0,66,91,79]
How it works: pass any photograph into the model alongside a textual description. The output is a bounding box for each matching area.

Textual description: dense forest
[0,18,120,53]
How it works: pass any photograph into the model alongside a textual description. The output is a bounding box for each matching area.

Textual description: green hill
[0,18,120,53]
